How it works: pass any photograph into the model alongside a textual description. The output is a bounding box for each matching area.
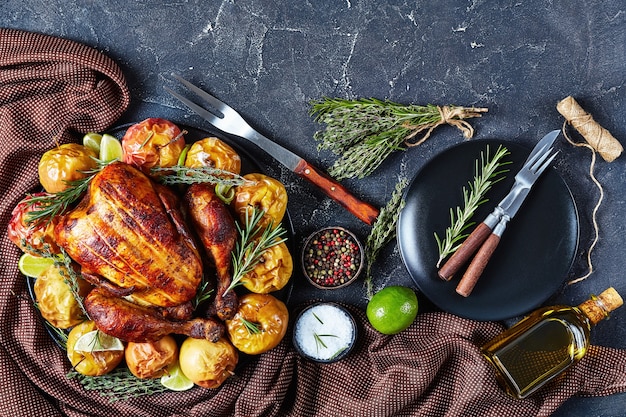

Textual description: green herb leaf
[241,318,262,335]
[434,145,511,266]
[310,98,487,180]
[364,178,408,299]
[67,367,169,401]
[226,207,287,295]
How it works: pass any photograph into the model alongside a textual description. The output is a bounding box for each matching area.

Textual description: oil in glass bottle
[481,287,623,399]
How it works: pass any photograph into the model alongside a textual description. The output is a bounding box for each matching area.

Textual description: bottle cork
[578,287,623,325]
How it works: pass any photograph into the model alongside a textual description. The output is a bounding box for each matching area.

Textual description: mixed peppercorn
[302,227,363,289]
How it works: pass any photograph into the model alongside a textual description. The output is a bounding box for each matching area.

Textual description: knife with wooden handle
[437,130,560,284]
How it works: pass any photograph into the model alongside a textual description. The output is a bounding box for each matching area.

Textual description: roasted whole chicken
[55,162,202,308]
[54,162,227,342]
[185,183,238,321]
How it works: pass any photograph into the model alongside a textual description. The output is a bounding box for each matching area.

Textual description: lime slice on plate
[18,253,55,278]
[99,134,123,162]
[73,330,124,353]
[82,132,103,153]
[161,362,194,391]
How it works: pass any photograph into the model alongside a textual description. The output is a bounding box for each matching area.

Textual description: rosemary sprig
[364,178,408,299]
[313,333,338,352]
[312,312,324,324]
[434,145,511,267]
[225,207,287,295]
[67,367,169,401]
[241,318,262,334]
[310,97,487,180]
[152,165,245,187]
[25,160,111,225]
[192,278,214,309]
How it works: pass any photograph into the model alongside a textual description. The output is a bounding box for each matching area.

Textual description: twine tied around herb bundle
[403,105,489,147]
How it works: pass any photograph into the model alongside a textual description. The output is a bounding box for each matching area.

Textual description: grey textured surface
[3,1,626,415]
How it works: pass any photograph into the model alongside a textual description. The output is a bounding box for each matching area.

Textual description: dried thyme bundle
[310,98,487,180]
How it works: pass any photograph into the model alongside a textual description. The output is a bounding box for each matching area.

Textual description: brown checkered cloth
[1,28,625,417]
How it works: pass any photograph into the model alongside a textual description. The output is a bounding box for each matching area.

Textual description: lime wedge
[82,132,103,153]
[18,253,55,278]
[73,330,124,353]
[99,134,123,162]
[161,362,194,391]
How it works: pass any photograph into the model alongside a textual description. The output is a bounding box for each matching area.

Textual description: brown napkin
[1,28,626,417]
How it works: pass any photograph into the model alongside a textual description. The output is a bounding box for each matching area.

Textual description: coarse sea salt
[293,303,356,362]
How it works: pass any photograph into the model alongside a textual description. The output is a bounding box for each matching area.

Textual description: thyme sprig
[225,207,287,295]
[67,368,169,401]
[23,243,88,320]
[434,145,511,267]
[311,98,487,180]
[364,178,408,299]
[152,165,245,187]
[25,159,111,225]
[55,248,90,319]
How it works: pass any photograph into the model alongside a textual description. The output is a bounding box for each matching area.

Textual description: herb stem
[364,178,408,299]
[152,165,245,187]
[226,207,287,295]
[311,98,487,180]
[434,145,511,267]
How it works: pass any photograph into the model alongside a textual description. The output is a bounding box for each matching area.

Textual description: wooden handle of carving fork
[294,159,379,225]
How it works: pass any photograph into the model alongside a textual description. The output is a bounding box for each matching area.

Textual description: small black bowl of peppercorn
[301,226,364,290]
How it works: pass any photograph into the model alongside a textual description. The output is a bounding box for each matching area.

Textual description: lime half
[73,330,124,353]
[99,134,123,162]
[82,132,103,153]
[18,253,55,278]
[161,362,194,391]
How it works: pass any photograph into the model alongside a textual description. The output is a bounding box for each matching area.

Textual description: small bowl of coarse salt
[292,302,357,363]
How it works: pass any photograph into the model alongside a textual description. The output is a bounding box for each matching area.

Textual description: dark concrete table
[3,1,625,415]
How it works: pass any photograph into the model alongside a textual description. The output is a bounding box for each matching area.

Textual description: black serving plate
[397,139,579,321]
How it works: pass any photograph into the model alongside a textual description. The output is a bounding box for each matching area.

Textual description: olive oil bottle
[481,287,623,399]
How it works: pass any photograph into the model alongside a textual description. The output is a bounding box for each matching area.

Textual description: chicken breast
[54,162,202,307]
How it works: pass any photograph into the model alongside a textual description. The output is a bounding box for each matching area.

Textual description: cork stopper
[578,287,623,325]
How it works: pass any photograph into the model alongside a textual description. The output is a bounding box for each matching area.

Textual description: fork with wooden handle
[437,130,560,296]
[165,74,379,225]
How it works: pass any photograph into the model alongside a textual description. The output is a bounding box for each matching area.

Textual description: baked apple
[241,242,293,294]
[66,321,124,376]
[184,137,241,174]
[179,337,238,388]
[38,143,98,193]
[226,293,289,354]
[34,264,92,329]
[125,335,178,379]
[234,173,287,228]
[7,193,60,255]
[122,118,185,174]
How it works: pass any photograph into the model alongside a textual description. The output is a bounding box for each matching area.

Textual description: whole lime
[366,286,418,335]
